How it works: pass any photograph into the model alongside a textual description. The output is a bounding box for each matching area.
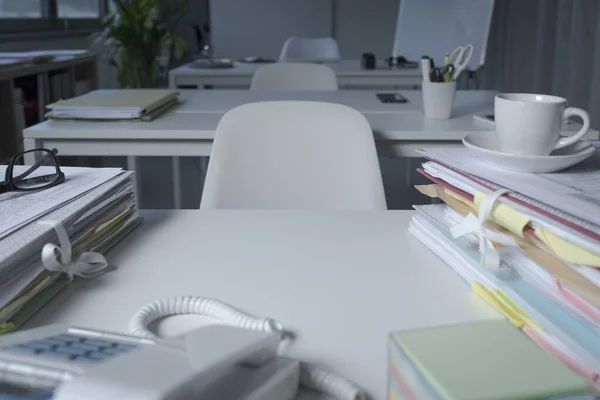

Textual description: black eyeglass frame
[0,148,65,195]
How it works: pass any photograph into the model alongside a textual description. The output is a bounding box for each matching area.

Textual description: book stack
[0,167,140,333]
[395,144,600,398]
[45,89,180,121]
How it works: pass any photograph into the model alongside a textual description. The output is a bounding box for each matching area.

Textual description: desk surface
[26,89,597,144]
[27,210,500,400]
[170,60,423,78]
[24,109,500,141]
[25,90,500,142]
[175,89,495,114]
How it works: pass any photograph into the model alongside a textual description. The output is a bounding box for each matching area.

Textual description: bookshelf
[0,53,97,161]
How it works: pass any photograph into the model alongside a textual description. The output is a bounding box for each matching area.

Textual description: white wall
[210,0,400,60]
[211,0,333,59]
[333,0,400,59]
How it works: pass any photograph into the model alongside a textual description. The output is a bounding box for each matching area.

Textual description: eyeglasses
[0,148,65,195]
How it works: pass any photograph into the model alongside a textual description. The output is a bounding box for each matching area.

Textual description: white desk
[175,89,494,115]
[24,90,598,208]
[169,60,423,90]
[26,210,501,400]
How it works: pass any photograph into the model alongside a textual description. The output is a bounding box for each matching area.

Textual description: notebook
[389,320,590,400]
[45,89,180,119]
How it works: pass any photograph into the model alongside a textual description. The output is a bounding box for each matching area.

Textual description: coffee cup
[495,93,590,156]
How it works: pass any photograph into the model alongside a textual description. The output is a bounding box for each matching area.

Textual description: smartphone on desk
[376,93,408,104]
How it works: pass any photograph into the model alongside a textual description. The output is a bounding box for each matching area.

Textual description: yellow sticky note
[472,282,525,328]
[444,188,475,209]
[492,288,545,331]
[474,192,530,237]
[535,227,600,267]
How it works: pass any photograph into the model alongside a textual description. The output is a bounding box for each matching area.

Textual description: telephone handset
[0,297,365,400]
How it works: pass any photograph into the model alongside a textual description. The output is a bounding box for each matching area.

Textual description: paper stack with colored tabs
[0,167,141,333]
[403,143,600,394]
[389,320,591,400]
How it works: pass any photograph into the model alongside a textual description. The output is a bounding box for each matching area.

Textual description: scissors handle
[451,44,474,81]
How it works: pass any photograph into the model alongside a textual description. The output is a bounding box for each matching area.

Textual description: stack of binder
[0,167,140,333]
[45,89,180,121]
[397,144,600,398]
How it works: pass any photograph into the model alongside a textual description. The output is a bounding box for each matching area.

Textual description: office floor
[102,156,432,210]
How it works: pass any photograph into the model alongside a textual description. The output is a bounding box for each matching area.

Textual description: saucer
[462,132,595,173]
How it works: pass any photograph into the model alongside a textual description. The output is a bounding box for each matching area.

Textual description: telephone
[0,297,365,400]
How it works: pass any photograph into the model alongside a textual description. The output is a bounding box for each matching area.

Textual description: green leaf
[93,0,188,88]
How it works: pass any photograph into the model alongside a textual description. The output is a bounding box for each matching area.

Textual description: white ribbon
[38,220,110,280]
[450,189,517,269]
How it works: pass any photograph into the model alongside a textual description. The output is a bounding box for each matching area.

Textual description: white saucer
[462,132,595,173]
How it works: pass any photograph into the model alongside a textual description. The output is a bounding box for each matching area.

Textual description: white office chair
[250,63,338,91]
[279,37,342,62]
[201,101,386,210]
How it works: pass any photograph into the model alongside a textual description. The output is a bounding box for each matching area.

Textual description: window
[0,0,110,32]
[0,0,43,18]
[57,0,100,19]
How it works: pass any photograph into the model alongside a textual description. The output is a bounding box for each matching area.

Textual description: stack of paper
[400,144,600,396]
[45,89,180,120]
[0,166,140,333]
[389,320,591,399]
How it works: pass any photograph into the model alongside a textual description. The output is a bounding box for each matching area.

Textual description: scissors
[429,64,455,83]
[449,44,474,81]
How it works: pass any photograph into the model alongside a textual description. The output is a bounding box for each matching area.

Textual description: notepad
[389,320,590,400]
[45,89,179,120]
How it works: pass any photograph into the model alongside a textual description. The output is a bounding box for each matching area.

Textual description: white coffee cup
[495,93,590,156]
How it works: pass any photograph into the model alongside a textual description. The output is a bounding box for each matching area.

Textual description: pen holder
[422,81,456,119]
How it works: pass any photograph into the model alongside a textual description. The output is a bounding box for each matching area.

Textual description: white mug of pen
[421,44,473,119]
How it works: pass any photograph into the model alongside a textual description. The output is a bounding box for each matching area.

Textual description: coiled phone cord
[129,296,366,400]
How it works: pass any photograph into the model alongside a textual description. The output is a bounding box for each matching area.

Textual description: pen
[421,56,431,82]
[443,53,452,82]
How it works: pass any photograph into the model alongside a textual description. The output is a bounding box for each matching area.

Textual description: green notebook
[390,320,589,400]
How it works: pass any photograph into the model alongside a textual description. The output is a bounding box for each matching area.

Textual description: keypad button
[52,334,81,344]
[70,343,101,353]
[6,334,138,365]
[24,342,53,352]
[54,347,85,357]
[7,344,40,355]
[41,351,77,361]
[81,339,112,349]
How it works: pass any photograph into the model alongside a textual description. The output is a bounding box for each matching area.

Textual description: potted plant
[92,0,188,88]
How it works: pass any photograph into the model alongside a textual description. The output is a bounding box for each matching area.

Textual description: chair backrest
[201,101,386,210]
[279,37,342,62]
[250,62,338,91]
[392,0,495,69]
